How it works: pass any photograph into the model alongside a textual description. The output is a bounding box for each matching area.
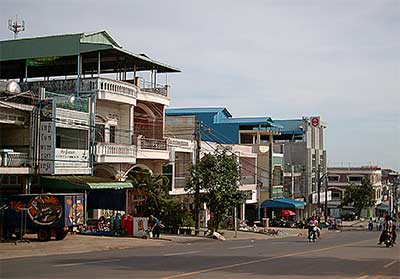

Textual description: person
[148,215,161,238]
[368,217,374,231]
[378,214,394,245]
[308,216,318,242]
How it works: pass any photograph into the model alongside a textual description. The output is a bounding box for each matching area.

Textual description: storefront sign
[55,148,89,168]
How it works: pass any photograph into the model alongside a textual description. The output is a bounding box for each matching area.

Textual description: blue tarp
[261,198,306,209]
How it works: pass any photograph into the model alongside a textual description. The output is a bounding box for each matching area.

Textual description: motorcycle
[384,232,394,248]
[368,222,374,231]
[308,226,317,242]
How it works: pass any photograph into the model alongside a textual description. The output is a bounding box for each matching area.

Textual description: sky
[1,0,399,170]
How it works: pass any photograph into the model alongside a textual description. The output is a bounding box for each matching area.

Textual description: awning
[41,176,133,191]
[376,203,389,210]
[261,198,306,209]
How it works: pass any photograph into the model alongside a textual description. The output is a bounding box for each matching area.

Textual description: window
[348,176,363,183]
[95,124,105,143]
[240,134,253,144]
[332,191,341,200]
[109,126,116,143]
[328,176,339,182]
[56,128,88,150]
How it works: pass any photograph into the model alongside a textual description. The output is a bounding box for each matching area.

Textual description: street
[1,230,399,279]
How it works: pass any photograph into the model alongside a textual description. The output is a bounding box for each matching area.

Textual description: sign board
[311,116,320,127]
[133,217,148,237]
[55,148,89,168]
[39,99,56,174]
[312,190,332,204]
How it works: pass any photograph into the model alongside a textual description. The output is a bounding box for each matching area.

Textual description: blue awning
[261,198,306,209]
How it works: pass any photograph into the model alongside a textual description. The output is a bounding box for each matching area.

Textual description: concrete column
[129,105,134,144]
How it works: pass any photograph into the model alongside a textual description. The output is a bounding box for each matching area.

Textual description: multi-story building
[0,81,92,194]
[1,31,180,214]
[274,117,327,216]
[327,166,383,217]
[165,107,285,220]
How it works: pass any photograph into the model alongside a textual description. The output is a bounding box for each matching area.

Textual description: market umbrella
[280,209,296,217]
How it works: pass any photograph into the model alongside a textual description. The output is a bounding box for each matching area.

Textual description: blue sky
[1,0,399,170]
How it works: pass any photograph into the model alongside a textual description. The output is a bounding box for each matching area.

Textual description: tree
[128,169,169,216]
[341,178,376,217]
[186,149,245,232]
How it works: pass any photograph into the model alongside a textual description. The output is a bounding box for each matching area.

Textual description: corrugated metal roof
[41,176,133,190]
[166,107,232,117]
[274,119,304,133]
[0,30,180,73]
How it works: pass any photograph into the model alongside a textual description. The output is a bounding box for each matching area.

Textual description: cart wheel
[55,231,68,240]
[37,229,51,242]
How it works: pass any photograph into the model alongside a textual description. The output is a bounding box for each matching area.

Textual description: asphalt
[1,229,398,279]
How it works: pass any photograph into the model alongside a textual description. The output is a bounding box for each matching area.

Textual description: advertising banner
[39,99,55,174]
[133,217,148,237]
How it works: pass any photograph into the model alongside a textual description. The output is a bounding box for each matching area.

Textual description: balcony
[22,77,138,105]
[22,77,170,105]
[95,143,136,164]
[0,151,31,174]
[135,136,169,160]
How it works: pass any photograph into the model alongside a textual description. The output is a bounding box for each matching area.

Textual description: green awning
[41,176,133,191]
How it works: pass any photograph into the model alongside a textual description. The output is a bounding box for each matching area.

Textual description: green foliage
[159,198,194,233]
[341,178,376,216]
[186,148,245,232]
[128,169,169,216]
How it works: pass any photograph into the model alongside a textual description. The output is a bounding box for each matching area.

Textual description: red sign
[311,117,320,127]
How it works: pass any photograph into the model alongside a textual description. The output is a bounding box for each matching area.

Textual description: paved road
[1,230,398,279]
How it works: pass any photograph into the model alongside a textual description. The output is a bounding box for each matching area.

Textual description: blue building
[166,107,327,218]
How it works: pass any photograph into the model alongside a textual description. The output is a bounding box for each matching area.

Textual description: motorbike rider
[308,215,318,242]
[378,214,395,245]
[368,217,374,231]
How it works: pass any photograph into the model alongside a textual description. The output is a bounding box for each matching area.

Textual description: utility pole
[194,120,202,236]
[317,164,321,216]
[324,174,328,221]
[291,165,295,199]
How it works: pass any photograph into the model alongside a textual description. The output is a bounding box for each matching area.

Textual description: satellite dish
[0,81,21,94]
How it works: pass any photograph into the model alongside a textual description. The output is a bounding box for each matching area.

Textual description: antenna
[8,15,25,39]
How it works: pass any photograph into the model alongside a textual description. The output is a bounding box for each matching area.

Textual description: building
[165,107,286,220]
[327,166,383,218]
[274,117,327,216]
[0,31,180,215]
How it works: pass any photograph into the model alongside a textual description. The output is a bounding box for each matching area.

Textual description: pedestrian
[148,215,161,238]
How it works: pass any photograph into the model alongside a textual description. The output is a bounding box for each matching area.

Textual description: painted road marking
[383,260,397,269]
[53,259,120,267]
[271,242,289,245]
[160,238,373,279]
[227,245,254,250]
[358,275,369,279]
[164,251,201,256]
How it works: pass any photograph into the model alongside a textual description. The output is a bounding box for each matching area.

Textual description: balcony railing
[135,136,168,151]
[95,143,136,158]
[138,79,169,97]
[0,152,30,167]
[21,77,138,98]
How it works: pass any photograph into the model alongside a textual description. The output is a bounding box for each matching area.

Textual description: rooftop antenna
[8,15,25,39]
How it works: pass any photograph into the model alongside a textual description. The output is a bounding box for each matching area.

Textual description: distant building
[327,166,383,217]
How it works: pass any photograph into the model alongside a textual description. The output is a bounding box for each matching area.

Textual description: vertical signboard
[39,99,56,174]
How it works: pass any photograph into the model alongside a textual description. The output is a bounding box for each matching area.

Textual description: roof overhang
[0,31,180,79]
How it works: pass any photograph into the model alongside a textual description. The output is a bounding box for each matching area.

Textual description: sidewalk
[0,227,310,260]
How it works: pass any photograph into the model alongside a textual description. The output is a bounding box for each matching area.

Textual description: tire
[37,229,51,242]
[55,231,68,240]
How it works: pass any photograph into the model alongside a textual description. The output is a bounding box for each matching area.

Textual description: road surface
[1,230,398,278]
